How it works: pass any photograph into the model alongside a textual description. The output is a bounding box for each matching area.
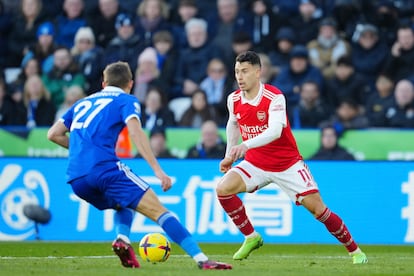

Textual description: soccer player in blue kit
[47,61,232,270]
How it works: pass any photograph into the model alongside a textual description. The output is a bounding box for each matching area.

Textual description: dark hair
[235,51,261,67]
[103,61,132,88]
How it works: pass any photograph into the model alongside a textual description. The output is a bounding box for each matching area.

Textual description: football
[138,233,171,263]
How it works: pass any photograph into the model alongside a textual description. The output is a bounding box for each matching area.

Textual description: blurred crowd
[1,0,414,150]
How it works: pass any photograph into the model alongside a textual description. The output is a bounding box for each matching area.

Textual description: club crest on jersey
[257,111,266,122]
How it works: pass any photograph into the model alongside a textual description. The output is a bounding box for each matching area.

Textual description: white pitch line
[1,255,413,260]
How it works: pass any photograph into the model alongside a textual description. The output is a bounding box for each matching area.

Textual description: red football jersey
[230,84,302,172]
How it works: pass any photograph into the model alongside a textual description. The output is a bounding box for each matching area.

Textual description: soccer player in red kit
[216,51,368,264]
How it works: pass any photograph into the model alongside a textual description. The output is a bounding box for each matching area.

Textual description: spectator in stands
[382,79,414,128]
[7,0,46,67]
[173,18,222,98]
[0,75,16,125]
[325,55,371,109]
[384,24,414,82]
[179,88,219,128]
[23,74,56,128]
[258,52,277,84]
[208,0,253,65]
[103,13,145,73]
[134,0,171,48]
[365,73,394,127]
[268,26,295,77]
[289,80,332,129]
[42,46,86,108]
[351,23,389,90]
[11,56,41,91]
[330,0,362,41]
[1,81,26,125]
[247,0,280,52]
[272,44,324,110]
[310,125,355,160]
[133,47,165,102]
[54,84,85,121]
[199,58,233,123]
[24,21,57,74]
[152,30,178,99]
[287,0,321,45]
[0,0,12,68]
[54,0,86,49]
[140,86,175,132]
[223,31,254,86]
[148,127,176,158]
[319,98,369,132]
[170,0,200,49]
[307,17,350,80]
[186,120,226,159]
[71,26,104,94]
[87,0,121,48]
[371,0,399,47]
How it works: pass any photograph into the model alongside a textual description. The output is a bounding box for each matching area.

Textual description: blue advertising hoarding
[0,158,413,244]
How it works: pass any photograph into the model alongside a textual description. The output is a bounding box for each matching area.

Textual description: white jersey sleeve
[225,93,241,157]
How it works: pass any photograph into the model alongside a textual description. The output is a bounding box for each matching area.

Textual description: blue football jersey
[61,86,141,181]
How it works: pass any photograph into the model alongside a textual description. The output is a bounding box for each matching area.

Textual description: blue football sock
[114,208,134,238]
[157,212,202,258]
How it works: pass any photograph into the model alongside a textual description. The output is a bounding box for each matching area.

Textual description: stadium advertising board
[1,128,414,160]
[0,158,413,244]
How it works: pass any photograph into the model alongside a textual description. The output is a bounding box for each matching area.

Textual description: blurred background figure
[7,0,46,67]
[351,23,389,91]
[133,47,162,102]
[186,120,226,159]
[23,74,56,128]
[24,21,57,74]
[365,73,394,127]
[41,46,85,108]
[140,86,175,133]
[87,0,121,48]
[71,26,104,95]
[325,55,371,110]
[319,98,369,132]
[310,125,355,160]
[382,79,414,128]
[268,26,295,77]
[248,0,280,52]
[103,13,145,73]
[307,17,350,80]
[272,44,324,110]
[173,18,222,98]
[199,58,233,125]
[152,30,177,99]
[54,84,85,121]
[54,0,86,48]
[178,88,219,128]
[134,0,171,48]
[289,80,332,129]
[148,127,176,158]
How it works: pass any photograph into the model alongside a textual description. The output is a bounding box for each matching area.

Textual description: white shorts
[229,160,319,205]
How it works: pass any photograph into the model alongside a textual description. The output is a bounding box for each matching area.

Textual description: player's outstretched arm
[47,120,69,149]
[127,117,172,191]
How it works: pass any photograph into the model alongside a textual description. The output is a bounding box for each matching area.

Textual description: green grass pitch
[1,242,413,276]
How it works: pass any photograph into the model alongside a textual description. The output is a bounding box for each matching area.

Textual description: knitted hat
[138,47,158,65]
[115,13,133,29]
[75,27,95,44]
[290,45,308,59]
[37,22,54,38]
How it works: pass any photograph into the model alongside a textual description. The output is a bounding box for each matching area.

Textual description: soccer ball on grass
[138,233,171,262]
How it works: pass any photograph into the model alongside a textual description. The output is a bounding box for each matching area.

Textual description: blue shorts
[69,161,150,210]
